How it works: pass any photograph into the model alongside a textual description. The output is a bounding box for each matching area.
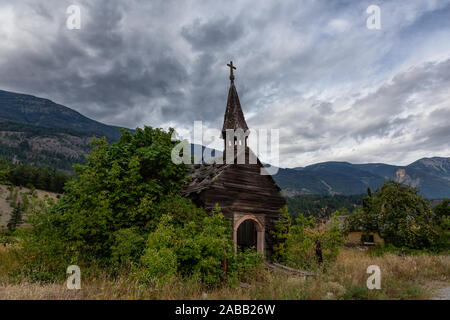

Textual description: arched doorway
[233,215,264,254]
[237,219,257,250]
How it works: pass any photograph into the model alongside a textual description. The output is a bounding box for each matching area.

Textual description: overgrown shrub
[0,227,16,246]
[7,202,24,232]
[347,181,438,249]
[18,127,189,265]
[435,215,450,252]
[271,206,291,263]
[229,248,265,283]
[136,208,236,287]
[14,127,263,286]
[13,196,77,282]
[272,208,344,270]
[110,227,146,267]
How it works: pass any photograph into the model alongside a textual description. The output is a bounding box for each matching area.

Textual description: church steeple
[222,61,249,139]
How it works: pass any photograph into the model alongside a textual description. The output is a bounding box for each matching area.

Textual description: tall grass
[0,246,448,300]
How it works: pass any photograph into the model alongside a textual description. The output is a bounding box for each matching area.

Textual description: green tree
[434,200,450,224]
[273,210,344,270]
[110,227,146,267]
[137,206,247,286]
[17,126,259,285]
[433,200,450,251]
[348,181,438,249]
[7,202,24,232]
[0,158,71,193]
[19,127,190,272]
[271,206,291,263]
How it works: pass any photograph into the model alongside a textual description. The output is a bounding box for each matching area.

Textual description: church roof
[221,63,249,138]
[182,147,281,197]
[182,147,246,196]
[182,162,227,196]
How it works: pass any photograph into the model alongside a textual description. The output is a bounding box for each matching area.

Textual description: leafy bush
[271,206,291,263]
[14,127,189,277]
[13,196,77,282]
[347,181,438,249]
[342,285,369,300]
[229,248,265,283]
[137,208,236,286]
[286,214,343,269]
[110,227,146,267]
[433,200,449,251]
[0,228,16,246]
[272,208,344,270]
[24,127,190,262]
[14,126,262,286]
[434,200,450,224]
[7,202,24,232]
[140,247,178,281]
[435,215,450,252]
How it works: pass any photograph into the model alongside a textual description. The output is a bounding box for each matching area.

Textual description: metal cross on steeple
[227,61,236,83]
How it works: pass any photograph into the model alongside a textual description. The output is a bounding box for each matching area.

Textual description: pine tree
[7,202,23,232]
[362,187,372,211]
[270,206,291,263]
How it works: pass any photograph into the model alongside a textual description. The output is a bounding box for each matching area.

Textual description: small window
[361,233,375,243]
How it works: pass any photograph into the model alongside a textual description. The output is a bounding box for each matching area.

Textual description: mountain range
[0,89,128,170]
[0,89,449,198]
[274,158,450,199]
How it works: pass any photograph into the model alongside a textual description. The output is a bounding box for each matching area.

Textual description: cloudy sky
[0,0,449,168]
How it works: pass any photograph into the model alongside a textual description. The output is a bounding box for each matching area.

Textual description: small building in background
[322,215,384,246]
[345,230,384,246]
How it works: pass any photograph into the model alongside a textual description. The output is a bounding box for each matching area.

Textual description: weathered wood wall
[194,156,285,256]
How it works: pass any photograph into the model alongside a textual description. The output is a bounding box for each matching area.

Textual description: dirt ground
[431,286,450,300]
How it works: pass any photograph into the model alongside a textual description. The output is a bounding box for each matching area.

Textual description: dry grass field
[0,184,448,299]
[0,246,448,300]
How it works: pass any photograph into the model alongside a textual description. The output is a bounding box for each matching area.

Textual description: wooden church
[183,62,286,258]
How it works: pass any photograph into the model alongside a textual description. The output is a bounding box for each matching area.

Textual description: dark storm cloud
[181,18,245,51]
[0,0,190,127]
[0,0,449,167]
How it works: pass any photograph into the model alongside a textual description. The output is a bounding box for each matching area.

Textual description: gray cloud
[181,18,245,51]
[0,0,449,167]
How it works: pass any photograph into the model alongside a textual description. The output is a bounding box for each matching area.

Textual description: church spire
[222,61,249,139]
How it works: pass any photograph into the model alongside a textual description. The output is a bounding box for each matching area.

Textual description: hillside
[274,157,450,199]
[0,185,58,228]
[0,90,126,141]
[0,119,91,170]
[0,90,131,170]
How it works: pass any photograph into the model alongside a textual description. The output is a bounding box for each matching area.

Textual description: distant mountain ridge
[0,89,130,170]
[0,89,448,198]
[0,89,126,141]
[273,157,450,199]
